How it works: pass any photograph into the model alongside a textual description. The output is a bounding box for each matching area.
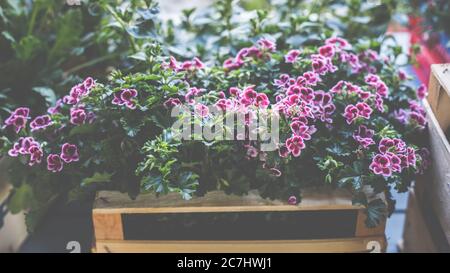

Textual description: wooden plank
[92,213,124,240]
[93,188,360,214]
[95,236,386,253]
[423,100,450,243]
[354,210,386,237]
[430,64,450,131]
[402,189,437,253]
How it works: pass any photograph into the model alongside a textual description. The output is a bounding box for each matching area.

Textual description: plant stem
[27,3,40,36]
[65,52,121,74]
[104,4,138,53]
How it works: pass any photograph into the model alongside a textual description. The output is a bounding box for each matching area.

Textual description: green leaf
[8,183,34,214]
[365,199,387,228]
[12,35,42,61]
[1,31,15,43]
[48,9,83,64]
[81,172,113,186]
[69,124,96,137]
[32,87,56,106]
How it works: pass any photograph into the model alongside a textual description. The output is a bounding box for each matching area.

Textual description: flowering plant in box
[1,34,429,230]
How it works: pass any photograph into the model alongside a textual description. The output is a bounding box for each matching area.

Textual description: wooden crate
[402,189,438,253]
[93,188,386,253]
[421,64,450,244]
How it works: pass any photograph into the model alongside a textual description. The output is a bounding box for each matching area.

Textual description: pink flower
[285,50,301,63]
[290,121,312,140]
[325,37,350,49]
[163,98,182,109]
[112,89,138,109]
[70,107,86,125]
[258,38,276,52]
[375,82,389,98]
[48,99,63,114]
[9,137,43,166]
[286,135,305,157]
[83,77,96,90]
[288,196,297,205]
[4,107,30,133]
[353,125,375,148]
[365,74,380,86]
[193,57,205,69]
[311,54,337,75]
[417,84,428,100]
[185,87,201,104]
[195,103,209,117]
[312,91,335,123]
[30,115,52,131]
[355,102,373,119]
[47,154,63,173]
[344,102,373,124]
[375,94,384,112]
[215,99,232,111]
[303,71,320,86]
[398,70,408,81]
[318,44,335,58]
[255,93,270,108]
[369,154,392,177]
[379,138,406,154]
[28,145,43,166]
[229,87,241,97]
[343,105,359,124]
[60,143,79,163]
[63,84,83,104]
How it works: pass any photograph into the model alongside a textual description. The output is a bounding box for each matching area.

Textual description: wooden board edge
[92,205,362,215]
[423,99,450,154]
[94,236,386,253]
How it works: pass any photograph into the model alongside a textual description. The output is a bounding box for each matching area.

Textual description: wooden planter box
[92,188,386,253]
[404,64,450,252]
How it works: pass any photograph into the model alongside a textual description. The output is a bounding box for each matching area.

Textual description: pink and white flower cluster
[369,138,417,177]
[223,38,276,70]
[165,56,205,72]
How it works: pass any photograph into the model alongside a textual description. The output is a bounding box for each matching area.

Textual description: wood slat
[429,64,450,131]
[93,188,360,214]
[423,99,450,243]
[92,213,124,240]
[402,189,437,253]
[95,236,386,253]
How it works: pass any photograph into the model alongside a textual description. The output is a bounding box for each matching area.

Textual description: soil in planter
[122,210,358,241]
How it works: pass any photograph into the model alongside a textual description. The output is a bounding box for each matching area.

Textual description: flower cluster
[8,137,43,166]
[165,56,205,72]
[3,107,30,133]
[369,138,417,177]
[112,88,139,109]
[1,34,429,210]
[223,38,276,70]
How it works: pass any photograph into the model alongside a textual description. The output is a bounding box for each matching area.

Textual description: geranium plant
[1,28,429,229]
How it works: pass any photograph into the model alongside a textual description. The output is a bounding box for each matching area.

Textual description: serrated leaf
[365,199,387,228]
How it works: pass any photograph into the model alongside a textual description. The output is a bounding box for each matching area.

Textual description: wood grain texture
[92,213,124,240]
[429,64,450,131]
[423,99,450,243]
[402,189,437,253]
[95,236,386,253]
[93,188,360,214]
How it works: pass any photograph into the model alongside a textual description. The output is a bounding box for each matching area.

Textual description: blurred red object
[408,15,450,84]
